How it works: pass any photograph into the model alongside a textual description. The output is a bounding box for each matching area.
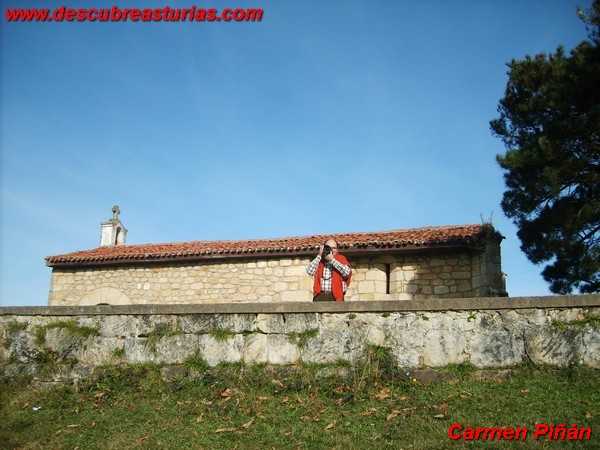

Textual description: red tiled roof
[45,224,499,267]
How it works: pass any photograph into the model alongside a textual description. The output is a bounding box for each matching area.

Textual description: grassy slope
[1,362,599,450]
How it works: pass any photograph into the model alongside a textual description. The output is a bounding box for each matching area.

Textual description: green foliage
[111,347,125,358]
[2,362,600,449]
[216,360,245,370]
[33,326,47,346]
[349,345,401,393]
[208,327,236,342]
[46,320,100,339]
[183,351,210,372]
[490,1,600,294]
[86,363,162,395]
[144,322,182,353]
[6,320,28,333]
[31,349,77,378]
[2,321,29,349]
[370,345,398,377]
[287,329,319,349]
[551,314,600,331]
[32,348,59,366]
[578,0,600,44]
[33,320,100,347]
[334,358,352,368]
[441,362,477,376]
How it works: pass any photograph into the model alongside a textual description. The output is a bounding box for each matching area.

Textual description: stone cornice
[1,294,599,316]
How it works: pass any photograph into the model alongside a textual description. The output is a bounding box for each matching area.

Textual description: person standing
[306,239,352,302]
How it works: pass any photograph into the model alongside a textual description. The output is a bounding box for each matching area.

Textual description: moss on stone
[334,358,352,368]
[360,345,399,378]
[288,329,319,349]
[551,314,600,331]
[31,348,77,379]
[112,347,125,358]
[6,320,28,333]
[33,320,100,348]
[33,326,47,346]
[144,322,183,353]
[183,351,210,372]
[440,361,477,375]
[33,348,59,365]
[208,328,236,342]
[2,321,29,350]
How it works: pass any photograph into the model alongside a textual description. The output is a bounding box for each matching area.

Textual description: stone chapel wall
[49,241,505,306]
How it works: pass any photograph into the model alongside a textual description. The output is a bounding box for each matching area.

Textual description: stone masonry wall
[48,245,504,306]
[1,298,599,385]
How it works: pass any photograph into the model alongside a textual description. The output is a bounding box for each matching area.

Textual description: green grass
[183,351,211,372]
[2,361,598,449]
[144,323,183,353]
[287,329,319,349]
[208,327,237,342]
[552,314,600,331]
[2,321,29,349]
[439,362,478,376]
[6,320,28,333]
[33,326,47,346]
[32,320,100,347]
[31,349,60,379]
[111,347,125,359]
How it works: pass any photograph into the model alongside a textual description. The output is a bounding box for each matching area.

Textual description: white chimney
[100,205,127,247]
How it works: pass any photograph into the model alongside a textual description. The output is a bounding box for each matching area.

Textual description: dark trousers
[313,292,336,302]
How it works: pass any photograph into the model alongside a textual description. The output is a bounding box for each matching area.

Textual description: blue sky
[0,0,593,306]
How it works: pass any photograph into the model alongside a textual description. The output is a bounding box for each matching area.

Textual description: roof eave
[46,242,482,269]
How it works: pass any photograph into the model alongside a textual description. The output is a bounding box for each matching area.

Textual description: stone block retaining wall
[2,295,598,384]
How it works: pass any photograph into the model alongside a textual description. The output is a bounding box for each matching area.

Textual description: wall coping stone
[1,294,599,316]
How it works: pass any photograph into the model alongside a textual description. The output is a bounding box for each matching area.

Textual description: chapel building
[45,207,508,306]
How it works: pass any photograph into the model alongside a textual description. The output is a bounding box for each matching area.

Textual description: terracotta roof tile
[45,224,498,267]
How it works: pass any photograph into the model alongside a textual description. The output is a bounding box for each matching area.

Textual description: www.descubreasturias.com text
[5,6,263,23]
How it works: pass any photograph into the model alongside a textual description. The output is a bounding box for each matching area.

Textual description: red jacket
[313,253,352,302]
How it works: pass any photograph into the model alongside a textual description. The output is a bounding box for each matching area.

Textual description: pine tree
[490,1,600,293]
